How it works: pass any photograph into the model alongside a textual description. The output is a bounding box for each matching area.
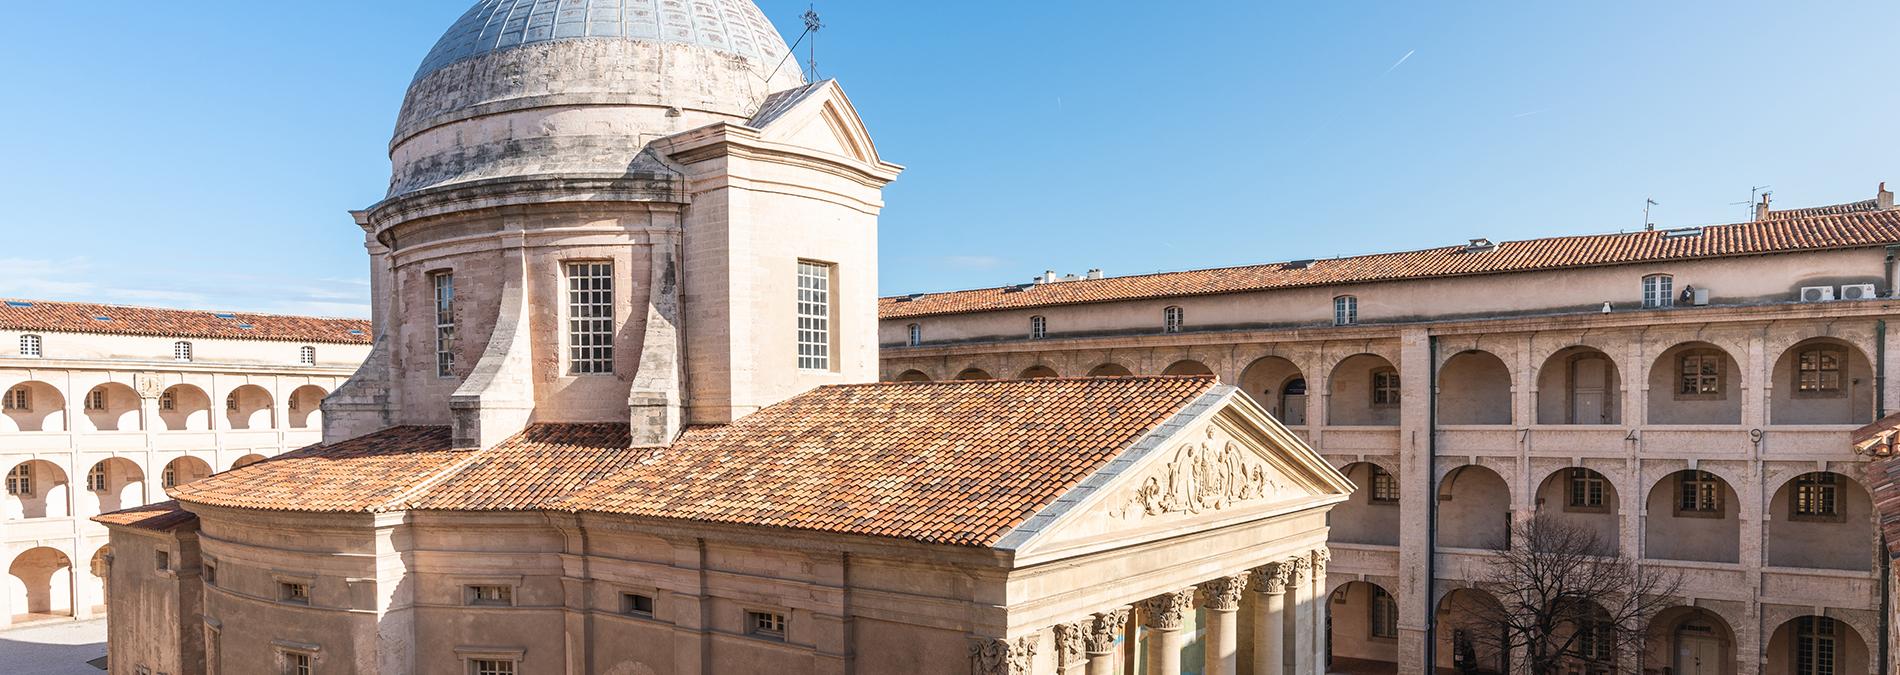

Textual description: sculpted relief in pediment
[1111,426,1285,521]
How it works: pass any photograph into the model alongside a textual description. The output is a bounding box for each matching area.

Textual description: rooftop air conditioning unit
[1800,286,1836,303]
[1841,283,1878,300]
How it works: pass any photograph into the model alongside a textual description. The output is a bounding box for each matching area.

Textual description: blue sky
[2,1,1895,318]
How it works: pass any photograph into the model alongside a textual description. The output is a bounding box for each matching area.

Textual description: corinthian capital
[1199,573,1249,611]
[1138,588,1197,631]
[1084,608,1129,655]
[969,635,1037,675]
[1311,548,1331,575]
[1250,562,1289,595]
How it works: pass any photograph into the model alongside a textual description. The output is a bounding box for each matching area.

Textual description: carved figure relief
[969,635,1036,675]
[1114,427,1281,520]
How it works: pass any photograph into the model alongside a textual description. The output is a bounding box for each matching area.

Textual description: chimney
[1879,182,1894,210]
[1755,192,1773,221]
[1043,270,1058,284]
[1086,269,1104,280]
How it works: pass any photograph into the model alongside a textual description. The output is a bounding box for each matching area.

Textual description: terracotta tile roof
[1852,412,1900,457]
[0,298,371,345]
[879,209,1900,319]
[406,424,646,511]
[92,500,198,533]
[169,426,466,512]
[1762,199,1882,221]
[560,376,1218,546]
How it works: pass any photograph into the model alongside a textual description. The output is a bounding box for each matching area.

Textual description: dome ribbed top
[414,0,793,83]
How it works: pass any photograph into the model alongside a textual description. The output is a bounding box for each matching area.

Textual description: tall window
[5,464,29,496]
[1643,274,1674,308]
[19,334,40,358]
[1677,470,1723,515]
[225,392,239,413]
[174,341,193,362]
[299,346,316,366]
[471,660,515,675]
[1369,586,1398,638]
[1334,295,1358,326]
[1795,348,1843,395]
[1677,350,1724,398]
[1030,315,1047,340]
[1163,306,1185,333]
[281,651,312,675]
[1575,616,1614,663]
[1568,468,1607,509]
[796,261,832,370]
[87,463,107,492]
[566,262,615,375]
[1792,472,1840,519]
[159,390,176,412]
[1371,368,1401,406]
[85,389,106,411]
[432,272,456,378]
[1795,616,1837,675]
[907,323,921,347]
[1368,466,1399,503]
[162,465,178,489]
[3,386,29,411]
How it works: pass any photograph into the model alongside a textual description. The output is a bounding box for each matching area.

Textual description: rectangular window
[159,391,176,411]
[1334,296,1358,326]
[282,652,312,675]
[621,592,655,617]
[1677,471,1723,515]
[566,262,615,375]
[906,323,921,347]
[1369,587,1398,638]
[88,465,107,492]
[6,464,29,496]
[1163,306,1185,334]
[1677,352,1723,398]
[1796,348,1843,395]
[280,582,310,605]
[1371,369,1401,406]
[796,261,833,370]
[19,334,41,358]
[1568,468,1606,509]
[86,389,106,411]
[746,610,787,641]
[465,585,513,607]
[3,387,29,411]
[156,550,170,571]
[174,341,193,362]
[470,660,515,675]
[1796,616,1836,675]
[432,272,456,378]
[1368,466,1399,503]
[1793,473,1839,519]
[1030,315,1047,340]
[204,562,217,586]
[299,346,316,366]
[1643,274,1674,308]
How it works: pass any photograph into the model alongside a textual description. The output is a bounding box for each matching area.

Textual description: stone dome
[386,0,805,201]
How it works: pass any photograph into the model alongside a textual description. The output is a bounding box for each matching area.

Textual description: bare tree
[1447,514,1683,675]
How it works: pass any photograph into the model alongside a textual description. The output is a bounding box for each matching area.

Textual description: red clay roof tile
[92,500,199,532]
[0,298,370,345]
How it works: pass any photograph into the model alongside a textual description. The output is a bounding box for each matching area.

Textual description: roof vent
[1660,227,1704,239]
[1284,259,1315,270]
[213,312,237,319]
[348,329,366,335]
[1464,238,1496,252]
[3,301,33,308]
[1003,284,1034,294]
[92,315,112,322]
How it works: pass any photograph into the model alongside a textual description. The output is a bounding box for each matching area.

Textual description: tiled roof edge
[991,383,1229,551]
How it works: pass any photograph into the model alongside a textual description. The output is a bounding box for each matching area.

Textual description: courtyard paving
[0,618,107,675]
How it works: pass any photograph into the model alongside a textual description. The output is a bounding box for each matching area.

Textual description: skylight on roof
[4,301,33,308]
[92,315,112,322]
[214,312,237,319]
[348,329,365,335]
[1661,227,1705,239]
[236,323,255,330]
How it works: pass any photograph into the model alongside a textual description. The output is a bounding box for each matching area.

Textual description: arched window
[907,323,921,347]
[1030,315,1047,340]
[173,341,193,362]
[19,334,41,358]
[1163,306,1185,334]
[1334,295,1358,326]
[86,463,107,493]
[298,345,316,366]
[1643,274,1674,308]
[6,464,30,495]
[1794,346,1844,396]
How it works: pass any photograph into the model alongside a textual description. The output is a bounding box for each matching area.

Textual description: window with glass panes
[1334,295,1358,326]
[3,386,28,410]
[471,660,515,675]
[282,651,312,675]
[1792,472,1839,518]
[1163,306,1184,333]
[465,585,512,606]
[299,345,316,366]
[1795,348,1843,394]
[159,390,176,411]
[796,262,832,370]
[432,272,456,378]
[1678,351,1723,398]
[566,262,615,374]
[162,465,178,489]
[226,393,239,412]
[1576,618,1613,663]
[86,389,106,411]
[1030,315,1047,339]
[1370,586,1398,638]
[174,341,193,362]
[906,323,920,347]
[1643,274,1674,308]
[87,463,107,492]
[1369,466,1399,503]
[6,464,30,495]
[280,582,310,604]
[1569,468,1607,508]
[1677,471,1723,514]
[1795,616,1836,675]
[19,334,40,357]
[747,610,787,640]
[1371,369,1401,406]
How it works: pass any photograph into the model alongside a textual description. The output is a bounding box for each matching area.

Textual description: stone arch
[954,368,993,381]
[1535,346,1622,425]
[158,384,212,431]
[83,457,145,516]
[1763,614,1869,675]
[230,454,268,471]
[1769,337,1875,425]
[1,380,66,432]
[1439,350,1513,425]
[1329,353,1400,426]
[1332,462,1401,546]
[7,546,73,620]
[223,384,274,430]
[1329,579,1401,666]
[1644,469,1740,563]
[78,382,142,432]
[1239,356,1308,425]
[161,456,213,491]
[86,545,111,612]
[287,384,328,429]
[1766,471,1873,570]
[892,369,931,383]
[1434,587,1508,674]
[1017,365,1059,379]
[1437,465,1511,550]
[1647,341,1742,425]
[1161,359,1212,376]
[1087,362,1133,377]
[1643,605,1736,675]
[4,459,71,520]
[1530,466,1620,555]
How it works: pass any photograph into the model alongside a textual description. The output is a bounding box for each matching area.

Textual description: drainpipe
[1424,335,1441,672]
[1878,320,1888,419]
[1879,318,1891,673]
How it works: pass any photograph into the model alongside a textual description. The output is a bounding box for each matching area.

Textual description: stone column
[1200,574,1248,675]
[1310,549,1330,672]
[1251,564,1290,675]
[1139,588,1196,675]
[970,635,1038,675]
[1287,557,1313,675]
[1083,608,1129,675]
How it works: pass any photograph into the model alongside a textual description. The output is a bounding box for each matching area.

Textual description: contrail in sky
[1384,49,1415,74]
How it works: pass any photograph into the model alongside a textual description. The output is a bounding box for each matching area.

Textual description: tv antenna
[1644,197,1659,231]
[1729,185,1771,220]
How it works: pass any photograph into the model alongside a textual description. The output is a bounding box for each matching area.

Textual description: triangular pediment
[999,387,1353,562]
[750,80,882,166]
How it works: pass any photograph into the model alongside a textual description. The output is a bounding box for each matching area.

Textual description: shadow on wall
[0,626,107,673]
